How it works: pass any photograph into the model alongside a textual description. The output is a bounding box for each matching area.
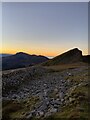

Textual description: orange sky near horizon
[0,46,88,57]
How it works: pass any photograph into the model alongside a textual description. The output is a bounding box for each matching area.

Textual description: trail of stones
[2,66,88,118]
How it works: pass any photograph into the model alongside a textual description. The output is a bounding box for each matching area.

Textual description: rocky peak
[43,48,83,66]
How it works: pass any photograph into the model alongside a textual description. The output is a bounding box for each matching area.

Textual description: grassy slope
[46,65,89,120]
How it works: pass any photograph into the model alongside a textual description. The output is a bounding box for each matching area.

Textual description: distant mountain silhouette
[2,48,89,70]
[2,52,49,70]
[0,54,13,57]
[43,48,89,66]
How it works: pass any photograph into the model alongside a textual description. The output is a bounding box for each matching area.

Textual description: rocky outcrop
[43,48,83,66]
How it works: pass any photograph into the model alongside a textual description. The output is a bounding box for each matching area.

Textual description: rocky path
[2,65,88,119]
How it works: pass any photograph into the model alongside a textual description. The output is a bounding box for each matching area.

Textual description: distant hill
[43,48,89,66]
[2,48,89,70]
[2,52,49,70]
[0,54,13,57]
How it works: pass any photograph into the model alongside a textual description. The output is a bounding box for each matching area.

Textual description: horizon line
[0,50,89,57]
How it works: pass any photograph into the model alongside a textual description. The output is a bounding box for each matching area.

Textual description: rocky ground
[2,64,89,120]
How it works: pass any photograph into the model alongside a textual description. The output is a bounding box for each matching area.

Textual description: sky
[1,2,88,57]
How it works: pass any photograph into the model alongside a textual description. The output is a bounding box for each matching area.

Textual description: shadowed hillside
[2,48,89,70]
[2,52,49,70]
[43,48,89,66]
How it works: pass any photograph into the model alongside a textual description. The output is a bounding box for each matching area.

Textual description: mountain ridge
[42,48,90,66]
[2,48,90,70]
[2,52,49,70]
